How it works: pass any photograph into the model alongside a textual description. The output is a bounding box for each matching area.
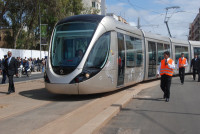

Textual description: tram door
[117,33,125,86]
[148,41,157,77]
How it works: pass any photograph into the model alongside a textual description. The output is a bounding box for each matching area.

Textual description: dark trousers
[8,75,15,92]
[1,70,7,84]
[118,65,121,76]
[179,67,185,83]
[160,74,172,99]
[192,69,198,80]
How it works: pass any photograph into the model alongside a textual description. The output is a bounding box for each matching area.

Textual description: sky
[105,0,200,40]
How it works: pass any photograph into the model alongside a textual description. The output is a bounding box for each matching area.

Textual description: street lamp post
[164,6,180,38]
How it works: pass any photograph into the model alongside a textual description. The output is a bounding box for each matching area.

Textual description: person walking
[157,51,175,102]
[191,54,200,81]
[177,53,188,84]
[4,51,18,94]
[198,58,200,82]
[41,58,45,72]
[1,55,7,84]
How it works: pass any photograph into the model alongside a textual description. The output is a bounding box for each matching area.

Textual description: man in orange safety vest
[177,53,188,84]
[157,51,175,102]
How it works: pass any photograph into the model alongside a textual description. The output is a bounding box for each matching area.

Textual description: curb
[0,78,43,87]
[73,81,159,134]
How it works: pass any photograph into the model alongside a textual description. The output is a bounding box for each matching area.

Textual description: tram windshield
[51,22,97,74]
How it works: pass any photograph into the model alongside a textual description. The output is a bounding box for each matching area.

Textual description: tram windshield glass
[51,22,97,74]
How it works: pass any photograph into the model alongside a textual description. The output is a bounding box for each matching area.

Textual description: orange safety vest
[160,58,174,76]
[178,58,186,68]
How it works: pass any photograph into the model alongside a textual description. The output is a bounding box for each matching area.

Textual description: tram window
[164,44,170,51]
[125,35,135,67]
[194,47,200,56]
[175,46,188,63]
[125,35,143,67]
[51,22,96,67]
[148,41,157,77]
[84,32,110,68]
[157,43,164,64]
[148,41,156,64]
[183,46,189,60]
[135,38,143,67]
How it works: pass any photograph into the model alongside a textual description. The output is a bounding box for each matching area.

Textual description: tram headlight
[70,72,91,84]
[85,73,90,78]
[70,69,100,84]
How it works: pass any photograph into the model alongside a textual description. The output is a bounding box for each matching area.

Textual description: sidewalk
[0,71,43,78]
[98,75,200,134]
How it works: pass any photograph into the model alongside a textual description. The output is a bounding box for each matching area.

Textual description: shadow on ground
[19,88,109,102]
[133,97,165,102]
[0,91,8,94]
[19,86,132,102]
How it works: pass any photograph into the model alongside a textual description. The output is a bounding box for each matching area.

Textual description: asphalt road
[99,75,200,134]
[0,72,44,84]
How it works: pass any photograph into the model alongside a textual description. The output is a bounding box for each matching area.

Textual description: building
[106,13,129,24]
[189,8,200,41]
[82,0,106,15]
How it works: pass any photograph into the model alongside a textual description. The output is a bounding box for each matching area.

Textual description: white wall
[0,48,48,59]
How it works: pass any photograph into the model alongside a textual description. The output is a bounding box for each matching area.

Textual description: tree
[82,7,100,14]
[1,0,85,49]
[3,0,37,48]
[0,0,10,22]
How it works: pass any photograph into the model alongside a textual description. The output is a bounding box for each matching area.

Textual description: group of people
[15,57,46,73]
[157,51,200,102]
[0,51,47,95]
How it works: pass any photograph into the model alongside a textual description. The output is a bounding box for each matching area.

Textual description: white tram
[44,14,200,94]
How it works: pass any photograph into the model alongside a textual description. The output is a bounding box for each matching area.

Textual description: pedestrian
[23,59,29,76]
[1,55,7,84]
[42,58,45,72]
[0,58,1,67]
[177,53,188,84]
[157,51,175,102]
[191,54,200,82]
[198,58,200,82]
[118,56,122,76]
[4,51,18,94]
[36,58,41,72]
[28,58,33,72]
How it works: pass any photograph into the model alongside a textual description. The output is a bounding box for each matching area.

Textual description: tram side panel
[171,39,191,74]
[189,41,200,59]
[122,33,145,86]
[144,38,171,80]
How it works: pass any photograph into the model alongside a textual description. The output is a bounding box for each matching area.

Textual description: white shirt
[176,57,188,69]
[157,58,175,75]
[8,57,12,65]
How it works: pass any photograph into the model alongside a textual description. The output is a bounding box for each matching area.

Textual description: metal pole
[39,2,41,59]
[164,6,180,38]
[137,17,141,29]
[165,21,172,37]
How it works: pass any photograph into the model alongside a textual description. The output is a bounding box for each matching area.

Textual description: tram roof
[56,14,105,26]
[170,38,189,45]
[189,40,200,46]
[144,32,170,43]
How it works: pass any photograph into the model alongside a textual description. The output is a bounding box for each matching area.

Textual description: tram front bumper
[45,83,79,95]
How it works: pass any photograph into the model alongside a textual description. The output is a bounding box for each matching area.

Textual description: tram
[44,14,200,94]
